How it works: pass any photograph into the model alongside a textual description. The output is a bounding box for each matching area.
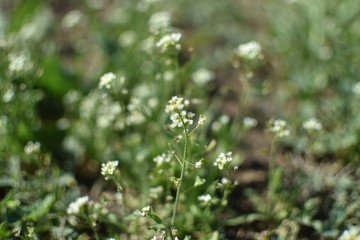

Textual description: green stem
[171,127,189,226]
[267,138,275,213]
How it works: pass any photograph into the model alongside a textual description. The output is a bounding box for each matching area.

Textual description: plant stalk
[171,127,189,225]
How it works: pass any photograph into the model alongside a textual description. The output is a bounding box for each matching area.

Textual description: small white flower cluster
[192,68,215,85]
[165,96,189,113]
[118,30,136,47]
[67,196,89,215]
[3,88,15,103]
[165,96,195,129]
[156,33,182,54]
[149,11,171,33]
[217,177,229,188]
[153,152,173,166]
[214,152,233,170]
[235,41,262,61]
[140,205,151,216]
[8,54,32,74]
[338,226,360,240]
[101,161,119,180]
[195,160,203,168]
[61,10,83,29]
[302,118,322,132]
[170,111,195,128]
[353,82,360,96]
[150,230,166,240]
[198,115,207,126]
[198,194,212,204]
[243,117,258,129]
[24,141,41,155]
[211,115,230,132]
[98,72,116,89]
[96,101,122,128]
[268,119,290,138]
[126,97,146,126]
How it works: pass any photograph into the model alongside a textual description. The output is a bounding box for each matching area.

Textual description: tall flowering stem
[171,122,189,225]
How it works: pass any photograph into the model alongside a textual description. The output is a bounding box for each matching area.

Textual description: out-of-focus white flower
[192,68,215,85]
[214,152,233,170]
[8,54,32,73]
[98,72,116,89]
[67,196,89,215]
[235,41,262,61]
[198,194,212,204]
[140,205,151,216]
[353,82,360,96]
[156,33,182,53]
[61,10,83,29]
[96,101,122,128]
[150,230,166,240]
[268,119,290,138]
[149,186,164,199]
[302,118,322,132]
[243,117,258,129]
[101,161,119,180]
[338,227,360,240]
[163,70,175,81]
[149,12,171,33]
[24,141,41,155]
[2,88,15,103]
[118,31,136,47]
[153,152,173,166]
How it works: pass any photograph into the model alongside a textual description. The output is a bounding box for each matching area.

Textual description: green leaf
[0,222,11,239]
[25,195,55,221]
[148,213,167,225]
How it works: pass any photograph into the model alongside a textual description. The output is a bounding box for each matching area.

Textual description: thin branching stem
[171,116,189,226]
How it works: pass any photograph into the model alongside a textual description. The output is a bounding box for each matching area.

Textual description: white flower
[198,194,212,204]
[195,161,202,168]
[171,227,178,236]
[101,161,119,180]
[338,226,360,240]
[150,230,166,240]
[268,119,290,138]
[302,118,322,132]
[8,54,31,73]
[96,102,122,128]
[165,96,195,129]
[61,10,83,29]
[67,196,89,215]
[140,205,151,216]
[219,115,230,124]
[24,141,41,155]
[153,152,173,166]
[3,88,15,103]
[214,152,233,170]
[198,115,207,126]
[192,68,215,85]
[98,72,116,89]
[156,33,182,53]
[353,82,360,96]
[118,31,136,47]
[149,12,171,33]
[243,117,258,128]
[235,41,262,61]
